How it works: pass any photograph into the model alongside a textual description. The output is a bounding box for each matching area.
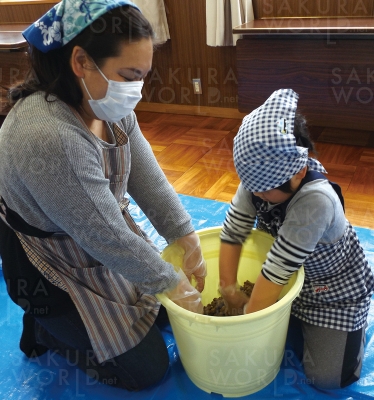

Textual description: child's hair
[7,6,154,111]
[276,111,317,193]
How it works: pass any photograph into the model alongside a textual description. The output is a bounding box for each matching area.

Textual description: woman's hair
[276,111,317,193]
[8,6,154,110]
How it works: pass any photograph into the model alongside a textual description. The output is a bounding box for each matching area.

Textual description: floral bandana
[234,89,327,193]
[22,0,140,53]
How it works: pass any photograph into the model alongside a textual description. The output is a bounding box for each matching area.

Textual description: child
[219,89,374,389]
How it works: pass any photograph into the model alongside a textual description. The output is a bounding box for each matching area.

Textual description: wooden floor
[1,111,373,229]
[137,111,374,230]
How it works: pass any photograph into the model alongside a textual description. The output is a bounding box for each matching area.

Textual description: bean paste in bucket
[203,280,254,316]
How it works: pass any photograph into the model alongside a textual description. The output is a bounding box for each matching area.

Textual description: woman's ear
[70,46,89,78]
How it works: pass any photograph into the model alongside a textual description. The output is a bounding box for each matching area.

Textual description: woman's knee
[110,324,170,390]
[108,349,169,390]
[36,313,170,391]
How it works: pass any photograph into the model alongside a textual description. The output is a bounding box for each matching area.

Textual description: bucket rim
[157,226,305,325]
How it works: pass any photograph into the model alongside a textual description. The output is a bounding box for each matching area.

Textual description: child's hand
[219,284,249,316]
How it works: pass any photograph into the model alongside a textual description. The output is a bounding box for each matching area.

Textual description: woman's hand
[175,232,207,292]
[165,269,204,313]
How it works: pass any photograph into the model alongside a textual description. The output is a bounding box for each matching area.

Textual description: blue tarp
[0,194,373,399]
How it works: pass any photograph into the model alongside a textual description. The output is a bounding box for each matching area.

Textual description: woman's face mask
[82,63,143,123]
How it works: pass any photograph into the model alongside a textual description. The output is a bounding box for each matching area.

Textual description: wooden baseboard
[135,102,247,120]
[0,1,58,5]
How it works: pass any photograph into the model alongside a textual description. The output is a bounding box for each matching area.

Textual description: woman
[0,0,205,390]
[219,89,374,389]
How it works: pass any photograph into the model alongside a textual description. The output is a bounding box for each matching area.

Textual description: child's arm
[245,273,284,313]
[219,241,242,287]
[219,183,257,314]
[219,242,250,315]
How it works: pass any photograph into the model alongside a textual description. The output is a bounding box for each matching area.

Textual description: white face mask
[82,65,143,123]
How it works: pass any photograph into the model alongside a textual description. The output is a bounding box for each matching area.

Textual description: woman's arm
[1,104,183,295]
[125,113,207,290]
[126,112,194,241]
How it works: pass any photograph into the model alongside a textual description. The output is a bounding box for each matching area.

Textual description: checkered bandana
[234,89,327,193]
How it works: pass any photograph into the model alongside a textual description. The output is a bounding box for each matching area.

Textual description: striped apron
[0,121,159,363]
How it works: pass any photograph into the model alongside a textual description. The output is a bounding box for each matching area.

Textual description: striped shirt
[221,181,374,331]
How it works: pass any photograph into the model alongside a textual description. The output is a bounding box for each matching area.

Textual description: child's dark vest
[252,171,345,237]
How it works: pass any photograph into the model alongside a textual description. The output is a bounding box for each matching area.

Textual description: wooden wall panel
[0,51,29,114]
[142,0,239,109]
[0,0,239,110]
[237,37,374,131]
[0,3,56,23]
[253,0,374,19]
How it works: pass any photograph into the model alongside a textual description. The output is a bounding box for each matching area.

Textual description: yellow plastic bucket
[157,227,304,398]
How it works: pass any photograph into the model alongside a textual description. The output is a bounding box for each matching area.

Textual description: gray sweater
[220,180,374,331]
[0,92,194,294]
[220,180,347,284]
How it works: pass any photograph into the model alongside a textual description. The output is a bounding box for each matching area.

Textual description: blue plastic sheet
[0,194,373,399]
